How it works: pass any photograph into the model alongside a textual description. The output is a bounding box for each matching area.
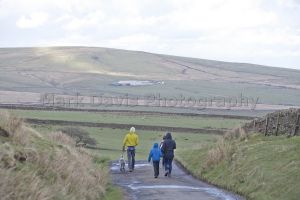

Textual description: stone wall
[243,108,300,136]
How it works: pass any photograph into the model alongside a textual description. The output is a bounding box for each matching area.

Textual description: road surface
[110,160,244,200]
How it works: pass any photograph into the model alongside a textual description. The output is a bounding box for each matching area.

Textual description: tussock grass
[205,138,235,168]
[224,126,249,141]
[48,131,76,146]
[0,168,52,200]
[204,127,248,169]
[0,111,108,200]
[0,111,28,145]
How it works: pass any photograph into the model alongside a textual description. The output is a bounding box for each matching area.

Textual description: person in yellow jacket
[122,127,139,172]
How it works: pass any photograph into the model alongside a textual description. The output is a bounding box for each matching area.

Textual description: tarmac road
[110,160,244,200]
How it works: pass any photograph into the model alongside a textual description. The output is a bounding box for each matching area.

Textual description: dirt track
[110,160,244,200]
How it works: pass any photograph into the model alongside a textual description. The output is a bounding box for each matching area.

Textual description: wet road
[110,160,244,200]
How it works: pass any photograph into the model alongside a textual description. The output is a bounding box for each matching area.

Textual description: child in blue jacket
[148,143,162,178]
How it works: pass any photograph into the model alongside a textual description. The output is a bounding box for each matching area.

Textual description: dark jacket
[161,133,176,159]
[148,143,162,162]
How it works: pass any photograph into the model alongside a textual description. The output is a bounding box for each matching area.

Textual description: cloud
[0,0,299,69]
[278,0,300,8]
[60,11,105,31]
[16,12,48,29]
[161,0,278,31]
[103,34,164,50]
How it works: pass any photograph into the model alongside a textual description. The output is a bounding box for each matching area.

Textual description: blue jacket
[148,143,162,162]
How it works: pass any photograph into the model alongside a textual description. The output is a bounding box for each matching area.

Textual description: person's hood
[130,127,135,133]
[165,132,172,140]
[153,143,159,148]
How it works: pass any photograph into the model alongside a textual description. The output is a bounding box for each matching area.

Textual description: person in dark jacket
[161,132,176,177]
[148,143,162,178]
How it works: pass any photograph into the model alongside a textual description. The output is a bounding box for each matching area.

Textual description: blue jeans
[164,157,173,174]
[127,149,135,170]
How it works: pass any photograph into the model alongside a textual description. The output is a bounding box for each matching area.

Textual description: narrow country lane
[110,160,244,200]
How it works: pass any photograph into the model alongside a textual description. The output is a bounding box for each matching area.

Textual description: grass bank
[0,111,115,200]
[176,131,300,200]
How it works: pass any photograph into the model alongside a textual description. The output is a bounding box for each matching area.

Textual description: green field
[34,124,219,160]
[3,108,247,160]
[5,109,248,129]
[2,108,244,160]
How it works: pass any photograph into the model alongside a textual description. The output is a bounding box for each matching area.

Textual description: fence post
[275,113,280,136]
[265,116,269,136]
[293,114,300,136]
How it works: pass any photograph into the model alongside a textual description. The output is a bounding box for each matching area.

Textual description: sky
[0,0,300,69]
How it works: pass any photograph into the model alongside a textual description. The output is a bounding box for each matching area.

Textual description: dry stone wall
[243,108,300,136]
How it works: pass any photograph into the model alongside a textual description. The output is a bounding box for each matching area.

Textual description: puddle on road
[128,184,237,200]
[128,184,202,190]
[110,163,151,171]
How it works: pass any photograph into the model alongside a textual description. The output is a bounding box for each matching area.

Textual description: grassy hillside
[0,111,114,200]
[0,47,300,106]
[176,131,300,200]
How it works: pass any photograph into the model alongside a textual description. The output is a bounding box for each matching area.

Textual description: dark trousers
[127,149,135,170]
[164,157,173,174]
[153,161,160,177]
[162,157,165,167]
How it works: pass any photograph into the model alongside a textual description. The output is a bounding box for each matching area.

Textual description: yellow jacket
[123,132,139,147]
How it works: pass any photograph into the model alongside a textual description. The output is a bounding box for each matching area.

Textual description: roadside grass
[104,185,123,200]
[4,109,248,129]
[92,156,124,200]
[176,133,300,200]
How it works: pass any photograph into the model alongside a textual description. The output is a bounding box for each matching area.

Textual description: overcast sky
[0,0,300,69]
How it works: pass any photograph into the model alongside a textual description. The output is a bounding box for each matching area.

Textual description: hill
[0,47,300,111]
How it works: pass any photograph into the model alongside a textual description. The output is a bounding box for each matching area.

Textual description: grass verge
[176,130,300,200]
[0,111,110,200]
[104,184,123,200]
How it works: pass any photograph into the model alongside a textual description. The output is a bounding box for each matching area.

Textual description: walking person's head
[130,127,135,133]
[165,132,172,139]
